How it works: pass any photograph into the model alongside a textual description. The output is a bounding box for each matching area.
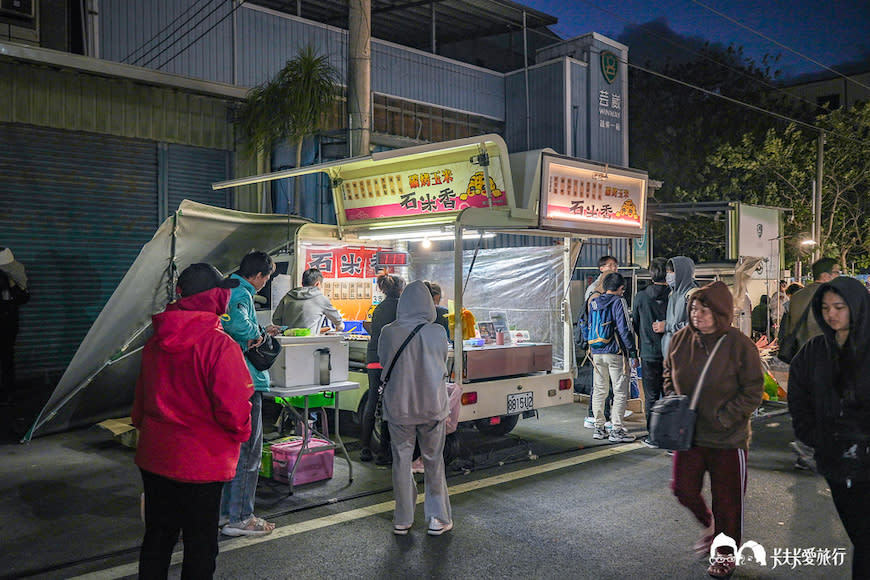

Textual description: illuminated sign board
[338,162,508,222]
[539,154,647,238]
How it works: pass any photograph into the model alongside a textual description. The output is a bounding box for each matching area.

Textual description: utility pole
[813,131,824,263]
[348,0,371,158]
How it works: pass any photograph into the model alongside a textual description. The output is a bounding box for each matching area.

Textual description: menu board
[539,154,647,238]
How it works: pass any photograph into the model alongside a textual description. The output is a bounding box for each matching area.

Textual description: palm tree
[237,45,339,214]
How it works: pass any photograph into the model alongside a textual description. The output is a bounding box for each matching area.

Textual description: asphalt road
[7,402,840,580]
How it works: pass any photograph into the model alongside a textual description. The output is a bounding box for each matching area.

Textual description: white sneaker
[624,410,633,418]
[427,517,453,536]
[605,421,613,431]
[583,417,595,429]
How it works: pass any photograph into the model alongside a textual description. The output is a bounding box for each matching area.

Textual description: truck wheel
[475,414,519,436]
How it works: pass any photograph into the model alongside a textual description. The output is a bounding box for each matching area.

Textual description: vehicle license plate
[507,392,534,415]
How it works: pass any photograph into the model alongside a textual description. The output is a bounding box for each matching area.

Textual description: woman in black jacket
[360,274,405,463]
[788,276,870,579]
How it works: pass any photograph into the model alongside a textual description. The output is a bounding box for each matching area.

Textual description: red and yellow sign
[540,155,647,238]
[339,163,507,222]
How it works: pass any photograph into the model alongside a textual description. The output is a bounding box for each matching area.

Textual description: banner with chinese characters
[303,245,385,321]
[337,161,508,222]
[539,154,647,238]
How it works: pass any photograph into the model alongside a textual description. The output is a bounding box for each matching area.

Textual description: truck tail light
[488,416,501,425]
[558,378,572,390]
[461,391,477,405]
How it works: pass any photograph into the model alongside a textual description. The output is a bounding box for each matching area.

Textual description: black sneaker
[641,437,658,449]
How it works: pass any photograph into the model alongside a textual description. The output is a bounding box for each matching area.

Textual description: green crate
[286,392,335,408]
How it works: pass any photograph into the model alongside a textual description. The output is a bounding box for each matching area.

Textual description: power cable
[689,0,870,93]
[572,0,825,122]
[626,58,867,147]
[143,0,246,70]
[121,0,216,65]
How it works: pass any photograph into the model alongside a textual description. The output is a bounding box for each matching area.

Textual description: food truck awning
[213,134,648,239]
[26,201,311,440]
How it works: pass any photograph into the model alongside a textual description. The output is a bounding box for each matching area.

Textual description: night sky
[522,0,870,79]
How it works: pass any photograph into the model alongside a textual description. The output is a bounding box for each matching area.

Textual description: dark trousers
[641,359,664,428]
[827,479,870,579]
[360,367,382,451]
[139,469,224,580]
[0,322,17,400]
[671,446,748,545]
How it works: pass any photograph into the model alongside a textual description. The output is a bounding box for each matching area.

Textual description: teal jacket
[221,274,270,392]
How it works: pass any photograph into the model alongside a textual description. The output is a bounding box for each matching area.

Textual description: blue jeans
[221,391,263,524]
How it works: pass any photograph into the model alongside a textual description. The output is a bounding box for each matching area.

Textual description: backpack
[586,298,615,348]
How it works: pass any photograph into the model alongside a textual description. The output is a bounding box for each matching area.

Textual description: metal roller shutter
[164,143,231,218]
[0,123,158,379]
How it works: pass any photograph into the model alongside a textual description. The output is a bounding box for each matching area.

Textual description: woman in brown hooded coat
[663,281,764,578]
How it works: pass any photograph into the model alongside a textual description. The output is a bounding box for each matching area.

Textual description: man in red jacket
[132,263,253,579]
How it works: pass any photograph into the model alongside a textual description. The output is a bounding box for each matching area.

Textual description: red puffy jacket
[132,287,253,483]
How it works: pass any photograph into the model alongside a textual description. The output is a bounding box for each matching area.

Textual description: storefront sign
[338,161,508,222]
[600,51,618,84]
[539,154,646,238]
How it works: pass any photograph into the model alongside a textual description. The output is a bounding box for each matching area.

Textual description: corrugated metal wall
[504,61,566,154]
[99,3,505,120]
[570,60,588,159]
[0,59,234,151]
[99,0,234,83]
[0,123,158,377]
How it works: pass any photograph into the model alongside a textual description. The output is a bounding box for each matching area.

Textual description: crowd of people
[577,254,869,579]
[130,253,454,577]
[7,240,865,578]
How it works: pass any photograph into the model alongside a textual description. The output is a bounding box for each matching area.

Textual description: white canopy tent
[26,201,309,440]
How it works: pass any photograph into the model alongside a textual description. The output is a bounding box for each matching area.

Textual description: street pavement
[0,401,851,579]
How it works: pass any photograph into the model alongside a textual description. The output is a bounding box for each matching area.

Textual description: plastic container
[260,436,300,478]
[271,437,334,485]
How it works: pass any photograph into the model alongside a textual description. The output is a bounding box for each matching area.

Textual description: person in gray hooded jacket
[272,267,344,332]
[378,280,452,536]
[659,256,698,358]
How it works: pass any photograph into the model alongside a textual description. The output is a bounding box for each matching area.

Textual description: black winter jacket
[631,282,669,361]
[788,276,870,485]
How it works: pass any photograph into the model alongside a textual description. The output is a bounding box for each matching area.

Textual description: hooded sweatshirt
[378,280,449,425]
[662,256,698,357]
[132,287,253,483]
[272,286,344,332]
[788,276,870,484]
[663,281,764,450]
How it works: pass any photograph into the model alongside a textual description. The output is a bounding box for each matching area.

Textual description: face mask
[666,272,676,288]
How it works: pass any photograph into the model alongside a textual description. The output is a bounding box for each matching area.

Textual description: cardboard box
[271,437,334,485]
[96,417,138,448]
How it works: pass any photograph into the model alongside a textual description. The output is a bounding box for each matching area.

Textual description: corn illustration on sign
[540,155,647,237]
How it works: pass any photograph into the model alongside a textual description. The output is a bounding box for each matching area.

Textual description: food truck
[214,134,648,436]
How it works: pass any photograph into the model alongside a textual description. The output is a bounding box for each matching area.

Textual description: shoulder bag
[245,325,282,371]
[649,334,726,451]
[372,323,425,450]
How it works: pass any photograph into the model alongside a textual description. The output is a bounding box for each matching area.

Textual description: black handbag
[245,326,281,371]
[373,323,426,443]
[649,334,726,451]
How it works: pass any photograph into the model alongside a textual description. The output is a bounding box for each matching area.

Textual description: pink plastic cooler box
[270,437,334,485]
